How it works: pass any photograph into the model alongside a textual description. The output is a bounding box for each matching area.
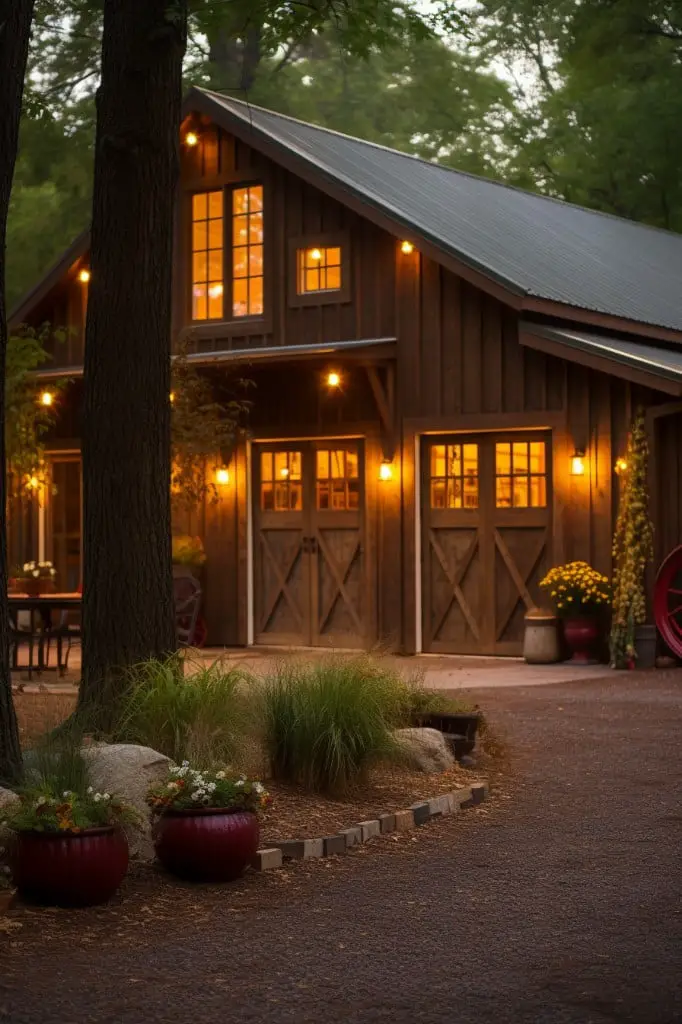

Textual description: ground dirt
[2,669,681,1023]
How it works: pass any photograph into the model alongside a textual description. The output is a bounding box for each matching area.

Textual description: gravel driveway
[2,671,682,1024]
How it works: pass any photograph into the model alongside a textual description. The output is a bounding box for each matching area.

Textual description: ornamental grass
[112,656,252,766]
[259,655,409,794]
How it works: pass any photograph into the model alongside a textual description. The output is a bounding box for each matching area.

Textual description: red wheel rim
[654,545,682,657]
[191,615,207,648]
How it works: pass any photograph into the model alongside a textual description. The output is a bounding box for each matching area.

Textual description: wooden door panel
[426,526,483,653]
[254,528,307,645]
[494,526,549,649]
[312,526,364,647]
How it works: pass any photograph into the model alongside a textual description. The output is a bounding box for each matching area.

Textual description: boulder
[0,787,18,811]
[82,743,171,861]
[392,728,455,773]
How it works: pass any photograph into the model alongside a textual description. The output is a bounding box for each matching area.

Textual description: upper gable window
[297,245,342,294]
[190,184,263,322]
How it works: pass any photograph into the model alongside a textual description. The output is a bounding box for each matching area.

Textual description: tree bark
[0,0,35,784]
[78,0,187,729]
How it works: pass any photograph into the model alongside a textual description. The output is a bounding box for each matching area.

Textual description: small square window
[297,246,343,294]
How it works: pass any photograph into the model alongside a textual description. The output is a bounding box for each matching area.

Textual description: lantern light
[570,449,586,476]
[28,476,39,490]
[615,457,628,475]
[309,248,322,261]
[280,466,290,478]
[215,466,230,486]
[40,390,54,407]
[326,371,341,389]
[169,392,176,404]
[78,268,90,284]
[378,459,393,482]
[400,240,414,254]
[185,131,199,147]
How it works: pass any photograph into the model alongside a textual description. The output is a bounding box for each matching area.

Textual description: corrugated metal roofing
[523,323,682,385]
[198,88,682,334]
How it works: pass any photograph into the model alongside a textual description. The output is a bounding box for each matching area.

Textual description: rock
[392,728,455,773]
[458,754,477,769]
[82,743,171,861]
[0,787,18,811]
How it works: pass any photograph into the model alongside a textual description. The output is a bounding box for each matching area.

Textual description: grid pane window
[261,450,302,511]
[191,191,223,320]
[297,247,342,294]
[495,441,547,508]
[430,443,479,509]
[316,449,359,510]
[232,186,263,317]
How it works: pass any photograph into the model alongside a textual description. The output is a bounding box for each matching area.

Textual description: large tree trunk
[0,0,35,784]
[78,0,187,730]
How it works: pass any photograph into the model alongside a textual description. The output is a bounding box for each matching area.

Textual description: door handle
[309,536,318,554]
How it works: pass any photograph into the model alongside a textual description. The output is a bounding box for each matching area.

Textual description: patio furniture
[9,619,42,680]
[8,594,82,677]
[173,575,202,647]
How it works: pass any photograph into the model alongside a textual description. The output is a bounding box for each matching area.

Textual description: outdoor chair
[44,609,82,677]
[9,619,42,680]
[173,574,202,647]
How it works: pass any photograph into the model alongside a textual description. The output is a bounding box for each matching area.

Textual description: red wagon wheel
[654,545,682,658]
[191,615,208,648]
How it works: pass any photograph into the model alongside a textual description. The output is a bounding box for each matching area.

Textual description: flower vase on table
[15,561,57,596]
[540,561,610,665]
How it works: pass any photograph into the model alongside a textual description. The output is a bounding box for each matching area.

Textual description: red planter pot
[153,809,259,882]
[10,827,129,907]
[563,616,600,664]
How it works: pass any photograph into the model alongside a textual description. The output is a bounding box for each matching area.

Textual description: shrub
[259,655,407,793]
[112,656,250,765]
[398,684,476,721]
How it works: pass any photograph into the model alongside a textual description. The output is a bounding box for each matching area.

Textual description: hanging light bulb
[78,268,91,284]
[185,131,199,147]
[39,390,54,407]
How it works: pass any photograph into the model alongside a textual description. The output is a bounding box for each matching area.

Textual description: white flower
[215,771,226,780]
[34,797,47,808]
[191,792,200,801]
[254,782,264,795]
[235,780,244,789]
[167,782,180,791]
[38,561,47,568]
[32,570,40,578]
[181,760,190,768]
[50,568,57,576]
[94,794,102,803]
[62,791,71,798]
[103,793,111,801]
[22,563,30,572]
[207,783,216,793]
[87,787,93,795]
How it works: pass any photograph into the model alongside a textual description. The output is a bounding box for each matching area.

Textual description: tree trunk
[0,0,35,784]
[78,0,187,730]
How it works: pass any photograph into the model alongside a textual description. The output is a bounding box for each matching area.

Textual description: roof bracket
[365,364,396,461]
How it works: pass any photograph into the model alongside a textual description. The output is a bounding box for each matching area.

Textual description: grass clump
[400,685,477,720]
[260,655,408,794]
[112,655,250,765]
[22,723,89,794]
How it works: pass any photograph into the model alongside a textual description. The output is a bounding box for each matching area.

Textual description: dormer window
[190,184,263,321]
[297,245,342,294]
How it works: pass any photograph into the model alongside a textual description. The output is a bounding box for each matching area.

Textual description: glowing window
[316,449,359,510]
[260,450,301,511]
[232,186,263,317]
[297,247,342,294]
[495,441,547,508]
[191,191,223,320]
[430,444,479,509]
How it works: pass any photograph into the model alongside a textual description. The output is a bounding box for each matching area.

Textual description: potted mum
[148,763,270,882]
[540,561,610,663]
[2,787,135,907]
[172,535,206,579]
[14,560,57,596]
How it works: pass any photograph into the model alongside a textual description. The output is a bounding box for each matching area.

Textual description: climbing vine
[610,409,654,669]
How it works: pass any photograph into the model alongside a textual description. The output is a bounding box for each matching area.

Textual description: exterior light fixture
[280,466,290,478]
[378,459,393,482]
[39,390,54,407]
[570,448,586,476]
[309,248,322,261]
[326,371,341,388]
[28,475,39,490]
[400,240,414,254]
[614,457,628,475]
[169,391,176,404]
[78,268,91,284]
[185,131,199,147]
[215,466,230,486]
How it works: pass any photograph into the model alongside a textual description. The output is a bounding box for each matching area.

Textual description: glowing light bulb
[327,371,341,388]
[379,460,393,482]
[570,450,586,476]
[185,131,199,147]
[280,467,290,478]
[40,391,54,407]
[215,467,230,485]
[78,268,90,284]
[615,457,628,475]
[401,240,414,254]
[309,248,322,261]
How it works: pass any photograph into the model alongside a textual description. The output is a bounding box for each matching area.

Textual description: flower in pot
[15,560,57,596]
[147,763,270,882]
[2,786,136,907]
[539,561,610,664]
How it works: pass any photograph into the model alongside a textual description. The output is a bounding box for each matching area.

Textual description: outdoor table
[9,593,82,673]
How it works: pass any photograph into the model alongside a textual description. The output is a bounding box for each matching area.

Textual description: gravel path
[3,671,682,1024]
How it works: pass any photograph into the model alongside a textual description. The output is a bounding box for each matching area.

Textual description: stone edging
[251,781,489,871]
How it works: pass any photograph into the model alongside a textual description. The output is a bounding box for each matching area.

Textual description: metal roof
[197,88,682,334]
[185,337,396,365]
[521,322,682,393]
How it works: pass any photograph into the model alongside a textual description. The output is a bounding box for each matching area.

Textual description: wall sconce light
[215,466,230,486]
[309,248,322,261]
[184,131,199,147]
[280,466,290,478]
[400,240,414,254]
[39,390,54,407]
[169,391,176,404]
[78,268,90,284]
[27,475,40,490]
[378,459,393,482]
[570,448,586,476]
[614,457,628,475]
[326,370,341,389]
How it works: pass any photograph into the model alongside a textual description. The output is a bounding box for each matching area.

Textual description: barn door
[422,433,551,655]
[253,441,366,647]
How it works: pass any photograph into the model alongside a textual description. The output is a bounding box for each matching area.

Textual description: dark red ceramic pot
[563,616,600,664]
[153,809,259,882]
[11,827,129,907]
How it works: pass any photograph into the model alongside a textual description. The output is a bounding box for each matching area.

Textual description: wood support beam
[365,364,396,460]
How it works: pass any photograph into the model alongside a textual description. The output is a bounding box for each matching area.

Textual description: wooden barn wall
[177,126,396,353]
